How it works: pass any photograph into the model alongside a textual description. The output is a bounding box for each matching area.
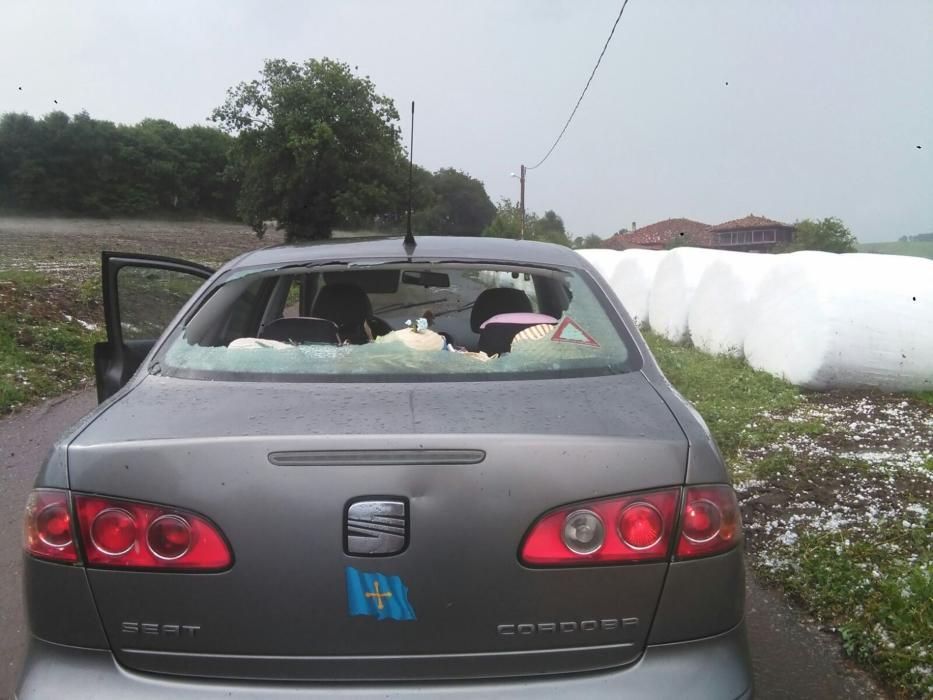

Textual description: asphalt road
[0,390,887,699]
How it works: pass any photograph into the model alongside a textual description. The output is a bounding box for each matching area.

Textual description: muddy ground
[0,216,286,278]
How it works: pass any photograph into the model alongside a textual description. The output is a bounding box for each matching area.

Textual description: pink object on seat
[479,312,558,329]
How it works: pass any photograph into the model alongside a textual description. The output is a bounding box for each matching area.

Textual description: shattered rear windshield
[158,262,638,381]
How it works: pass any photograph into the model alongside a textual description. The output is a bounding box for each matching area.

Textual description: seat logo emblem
[345,499,408,556]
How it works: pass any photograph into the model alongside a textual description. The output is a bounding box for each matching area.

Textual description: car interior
[183,265,575,358]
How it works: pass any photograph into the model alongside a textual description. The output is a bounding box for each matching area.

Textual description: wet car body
[17,236,752,698]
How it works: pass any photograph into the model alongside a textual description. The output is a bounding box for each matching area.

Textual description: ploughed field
[0,217,284,413]
[0,216,283,277]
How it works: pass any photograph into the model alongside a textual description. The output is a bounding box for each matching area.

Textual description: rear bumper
[15,621,752,699]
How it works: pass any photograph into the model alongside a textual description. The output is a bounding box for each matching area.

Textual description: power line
[526,0,632,171]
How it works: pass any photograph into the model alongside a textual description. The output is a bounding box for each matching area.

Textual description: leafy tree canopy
[412,168,495,236]
[899,232,933,243]
[778,217,858,253]
[665,233,698,250]
[482,199,573,247]
[212,58,403,241]
[0,111,236,217]
[573,234,606,249]
[482,198,523,239]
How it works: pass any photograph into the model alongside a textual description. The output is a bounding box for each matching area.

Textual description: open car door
[94,251,213,403]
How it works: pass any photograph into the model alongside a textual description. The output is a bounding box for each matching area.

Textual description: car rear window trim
[156,362,636,384]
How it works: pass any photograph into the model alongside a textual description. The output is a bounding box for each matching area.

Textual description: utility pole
[519,164,526,240]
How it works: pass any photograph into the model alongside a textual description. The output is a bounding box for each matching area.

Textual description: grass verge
[644,330,933,698]
[857,240,933,260]
[0,270,103,413]
[643,329,802,460]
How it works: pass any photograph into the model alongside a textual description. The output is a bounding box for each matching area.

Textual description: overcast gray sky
[2,0,931,242]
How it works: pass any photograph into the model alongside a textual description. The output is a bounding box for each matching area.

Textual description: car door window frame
[96,251,214,402]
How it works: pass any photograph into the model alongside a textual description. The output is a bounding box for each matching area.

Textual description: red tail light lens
[91,508,137,555]
[618,503,664,549]
[676,485,742,559]
[521,489,680,566]
[74,495,231,570]
[24,490,79,563]
[147,515,192,560]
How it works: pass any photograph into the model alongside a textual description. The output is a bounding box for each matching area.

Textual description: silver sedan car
[17,236,752,698]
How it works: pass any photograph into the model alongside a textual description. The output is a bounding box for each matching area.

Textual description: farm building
[605,218,712,251]
[708,215,795,252]
[607,214,794,253]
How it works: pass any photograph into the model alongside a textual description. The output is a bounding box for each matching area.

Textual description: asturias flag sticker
[345,567,417,621]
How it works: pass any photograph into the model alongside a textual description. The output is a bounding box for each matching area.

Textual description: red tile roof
[606,218,711,250]
[708,214,790,232]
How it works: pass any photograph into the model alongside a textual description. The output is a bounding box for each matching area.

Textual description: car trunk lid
[68,372,687,681]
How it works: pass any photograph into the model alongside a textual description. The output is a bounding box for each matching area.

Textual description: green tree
[482,199,572,246]
[0,110,237,218]
[212,58,403,240]
[413,168,495,235]
[175,125,238,215]
[778,217,858,253]
[366,162,434,233]
[482,199,524,239]
[0,113,44,209]
[573,234,605,249]
[665,233,693,250]
[533,209,571,246]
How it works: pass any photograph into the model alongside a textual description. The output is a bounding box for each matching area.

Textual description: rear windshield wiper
[374,298,449,315]
[432,301,474,318]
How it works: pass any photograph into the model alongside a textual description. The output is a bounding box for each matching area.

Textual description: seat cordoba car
[17,236,752,698]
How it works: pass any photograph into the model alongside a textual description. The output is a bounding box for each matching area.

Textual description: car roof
[227,235,586,271]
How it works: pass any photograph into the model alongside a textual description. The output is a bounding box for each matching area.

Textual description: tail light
[521,488,680,565]
[23,490,232,571]
[675,485,741,559]
[520,485,741,567]
[24,490,79,563]
[74,495,231,570]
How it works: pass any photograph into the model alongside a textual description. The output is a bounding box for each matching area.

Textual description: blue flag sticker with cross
[345,567,417,621]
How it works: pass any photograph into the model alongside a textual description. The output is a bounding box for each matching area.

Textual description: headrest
[311,284,373,332]
[470,288,533,333]
[480,312,558,330]
[259,317,340,345]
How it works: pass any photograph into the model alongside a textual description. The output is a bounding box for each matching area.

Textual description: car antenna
[403,100,416,256]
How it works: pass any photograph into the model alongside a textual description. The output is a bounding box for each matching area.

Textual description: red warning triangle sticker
[550,317,600,347]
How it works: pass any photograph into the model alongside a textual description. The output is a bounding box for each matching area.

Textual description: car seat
[311,283,377,344]
[259,317,340,345]
[469,288,534,333]
[477,312,558,356]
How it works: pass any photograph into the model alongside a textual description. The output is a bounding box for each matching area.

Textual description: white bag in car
[744,252,933,391]
[649,248,729,343]
[688,252,776,357]
[606,249,667,327]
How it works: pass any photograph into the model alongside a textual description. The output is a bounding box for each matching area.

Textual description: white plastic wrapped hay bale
[606,249,667,326]
[576,249,623,283]
[648,247,729,343]
[744,252,933,391]
[476,270,497,288]
[688,252,777,356]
